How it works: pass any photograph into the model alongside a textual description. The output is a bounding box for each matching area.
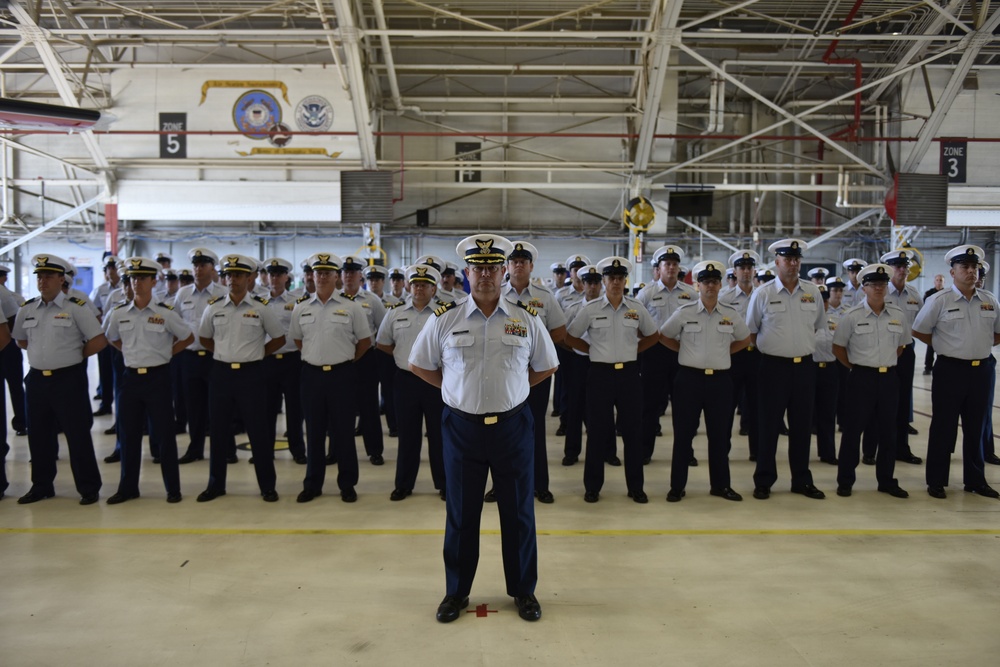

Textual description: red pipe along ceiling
[823,0,867,142]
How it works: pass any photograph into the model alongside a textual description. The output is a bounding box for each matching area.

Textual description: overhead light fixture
[0,98,107,132]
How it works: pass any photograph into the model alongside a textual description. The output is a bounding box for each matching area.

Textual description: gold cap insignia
[36,256,48,267]
[515,243,523,251]
[743,252,750,259]
[271,259,279,266]
[226,256,240,267]
[791,241,799,249]
[317,253,330,263]
[130,259,143,269]
[877,266,886,274]
[967,247,976,255]
[707,263,715,271]
[612,259,621,268]
[416,266,428,277]
[476,239,494,253]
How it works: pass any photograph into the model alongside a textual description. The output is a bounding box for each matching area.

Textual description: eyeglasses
[470,265,502,275]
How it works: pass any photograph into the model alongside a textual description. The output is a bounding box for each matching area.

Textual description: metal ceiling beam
[328,0,378,169]
[901,7,1000,172]
[0,192,103,256]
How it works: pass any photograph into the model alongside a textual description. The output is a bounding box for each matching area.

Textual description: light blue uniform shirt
[198,294,285,363]
[173,282,228,352]
[104,299,190,368]
[718,284,755,321]
[884,281,923,330]
[746,279,826,357]
[637,279,698,328]
[342,289,386,344]
[566,295,657,363]
[562,295,601,357]
[12,291,104,370]
[265,290,300,354]
[912,285,1000,359]
[833,301,911,367]
[409,297,559,414]
[288,292,371,366]
[813,305,844,363]
[661,300,750,370]
[376,301,435,370]
[502,282,568,332]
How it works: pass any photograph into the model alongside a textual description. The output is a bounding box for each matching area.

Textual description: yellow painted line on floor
[1,527,999,537]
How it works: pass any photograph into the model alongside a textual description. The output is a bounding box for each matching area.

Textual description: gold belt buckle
[879,366,888,373]
[197,350,207,356]
[484,415,498,425]
[705,369,714,376]
[614,362,624,370]
[42,370,53,377]
[747,344,755,351]
[818,362,827,368]
[972,360,981,367]
[138,368,148,375]
[322,365,332,371]
[231,363,241,369]
[793,357,802,364]
[275,353,284,360]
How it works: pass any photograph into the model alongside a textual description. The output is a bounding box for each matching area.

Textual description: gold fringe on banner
[235,147,342,157]
[200,80,290,105]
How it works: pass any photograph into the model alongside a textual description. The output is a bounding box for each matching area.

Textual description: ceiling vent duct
[888,173,949,227]
[340,171,394,225]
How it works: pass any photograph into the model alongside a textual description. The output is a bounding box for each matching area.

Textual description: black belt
[184,349,212,357]
[270,351,301,361]
[30,363,83,378]
[852,364,894,373]
[214,360,261,370]
[449,401,526,426]
[762,353,812,364]
[936,355,989,367]
[303,360,352,372]
[678,365,729,376]
[125,364,170,375]
[591,361,637,370]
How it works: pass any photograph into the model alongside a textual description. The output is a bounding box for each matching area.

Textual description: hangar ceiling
[1,0,998,239]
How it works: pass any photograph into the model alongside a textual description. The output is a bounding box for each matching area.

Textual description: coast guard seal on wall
[233,90,282,139]
[295,95,333,133]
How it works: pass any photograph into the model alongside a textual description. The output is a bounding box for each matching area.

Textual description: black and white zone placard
[940,139,967,184]
[159,113,187,159]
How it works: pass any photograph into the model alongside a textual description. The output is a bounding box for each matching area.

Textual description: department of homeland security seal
[295,95,333,133]
[233,90,282,139]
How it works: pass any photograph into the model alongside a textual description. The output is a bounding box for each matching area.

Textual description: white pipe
[0,193,104,256]
[372,0,422,115]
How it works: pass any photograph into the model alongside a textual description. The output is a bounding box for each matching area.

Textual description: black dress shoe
[79,493,100,505]
[819,456,838,465]
[927,486,947,499]
[583,491,600,503]
[17,489,55,504]
[710,487,742,501]
[605,455,621,466]
[103,450,121,463]
[175,424,187,434]
[879,486,909,498]
[923,369,932,375]
[752,487,770,500]
[550,410,561,418]
[93,407,112,417]
[297,489,321,503]
[561,455,578,466]
[103,425,117,435]
[436,595,469,623]
[293,455,308,465]
[15,428,27,436]
[106,491,139,505]
[791,484,825,499]
[555,425,566,436]
[178,452,204,464]
[964,484,1000,499]
[388,430,398,438]
[656,426,662,437]
[439,489,446,501]
[484,488,497,502]
[262,490,279,502]
[196,488,226,502]
[628,490,649,504]
[535,490,554,504]
[985,454,1000,465]
[837,486,852,497]
[748,454,757,462]
[689,456,698,467]
[666,489,685,503]
[390,488,412,501]
[896,453,922,464]
[152,457,161,464]
[341,487,358,503]
[907,425,918,435]
[514,594,542,621]
[739,428,748,436]
[643,457,651,465]
[325,452,337,465]
[166,492,182,504]
[354,426,362,436]
[226,453,238,464]
[369,454,384,466]
[862,455,876,465]
[777,424,789,435]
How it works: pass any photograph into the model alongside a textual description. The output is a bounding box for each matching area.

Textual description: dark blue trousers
[862,343,917,461]
[730,346,760,457]
[838,366,899,490]
[671,367,734,492]
[392,369,444,492]
[355,349,384,458]
[527,376,552,493]
[562,353,589,459]
[117,365,180,497]
[96,345,115,412]
[442,403,536,598]
[814,361,839,461]
[755,354,816,490]
[264,352,305,459]
[585,361,643,495]
[377,350,397,433]
[24,364,101,497]
[301,361,357,494]
[207,361,275,494]
[926,355,991,488]
[2,340,25,430]
[179,350,213,458]
[640,344,676,461]
[983,355,996,458]
[170,354,186,430]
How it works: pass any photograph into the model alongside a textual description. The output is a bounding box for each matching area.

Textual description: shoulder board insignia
[384,302,400,309]
[207,296,223,305]
[68,296,87,306]
[113,302,128,311]
[253,295,270,306]
[24,296,38,305]
[340,292,355,301]
[157,301,175,310]
[296,294,310,304]
[517,300,538,316]
[434,301,457,317]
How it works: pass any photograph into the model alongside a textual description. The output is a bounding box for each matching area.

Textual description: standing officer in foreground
[196,254,286,502]
[660,260,750,502]
[409,234,558,624]
[565,257,659,504]
[14,255,106,505]
[102,257,193,504]
[746,239,826,500]
[912,245,1000,500]
[831,264,910,499]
